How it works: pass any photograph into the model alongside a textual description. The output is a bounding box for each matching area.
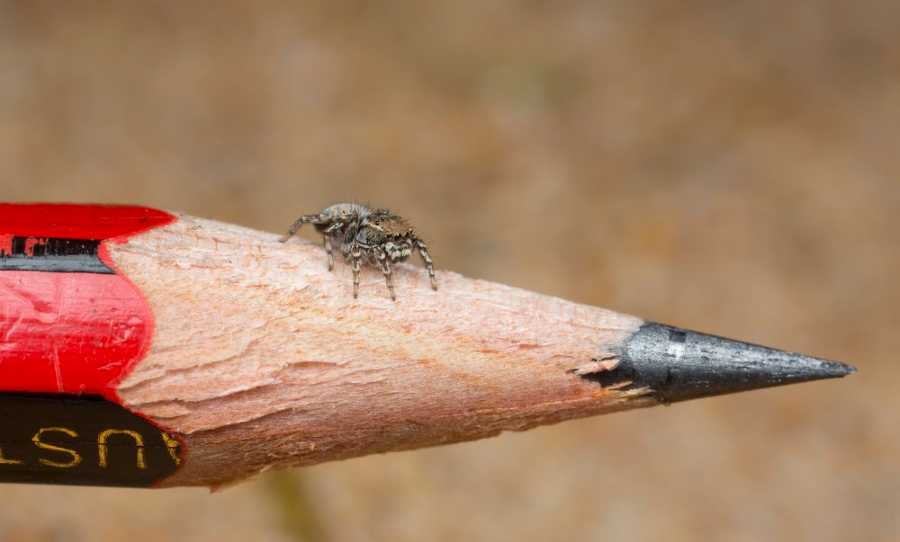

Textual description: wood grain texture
[109,213,651,488]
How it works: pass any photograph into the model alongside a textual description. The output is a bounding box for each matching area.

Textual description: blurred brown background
[0,1,897,541]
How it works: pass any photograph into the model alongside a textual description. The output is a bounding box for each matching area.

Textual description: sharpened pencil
[0,204,855,489]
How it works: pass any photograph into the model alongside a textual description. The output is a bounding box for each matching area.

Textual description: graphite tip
[584,322,856,403]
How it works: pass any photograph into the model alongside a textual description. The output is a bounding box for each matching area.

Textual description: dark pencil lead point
[583,322,856,403]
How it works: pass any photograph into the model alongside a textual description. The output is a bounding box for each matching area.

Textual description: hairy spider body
[280,203,437,300]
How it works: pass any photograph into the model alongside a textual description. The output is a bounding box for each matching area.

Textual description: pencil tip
[585,323,856,403]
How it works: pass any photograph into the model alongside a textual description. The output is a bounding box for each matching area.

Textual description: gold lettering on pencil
[32,427,82,468]
[160,432,182,466]
[98,429,147,470]
[0,445,24,465]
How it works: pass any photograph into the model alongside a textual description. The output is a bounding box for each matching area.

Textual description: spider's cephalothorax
[280,203,437,301]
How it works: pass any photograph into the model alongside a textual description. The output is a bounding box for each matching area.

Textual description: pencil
[0,203,855,489]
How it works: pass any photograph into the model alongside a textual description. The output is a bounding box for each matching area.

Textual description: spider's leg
[324,237,334,271]
[280,214,323,243]
[350,242,362,299]
[415,238,437,291]
[374,248,396,301]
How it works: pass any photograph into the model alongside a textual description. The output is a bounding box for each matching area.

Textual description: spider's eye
[374,220,381,226]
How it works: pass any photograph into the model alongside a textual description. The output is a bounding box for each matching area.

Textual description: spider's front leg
[414,238,438,291]
[373,247,397,301]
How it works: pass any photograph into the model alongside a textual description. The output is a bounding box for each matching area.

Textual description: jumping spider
[280,203,437,301]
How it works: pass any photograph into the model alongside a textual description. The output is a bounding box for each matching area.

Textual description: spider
[280,203,437,301]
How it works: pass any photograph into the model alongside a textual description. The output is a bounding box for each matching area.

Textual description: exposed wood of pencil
[107,213,853,489]
[105,213,646,488]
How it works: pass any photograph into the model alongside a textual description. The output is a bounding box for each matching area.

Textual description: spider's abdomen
[315,203,371,235]
[321,203,370,220]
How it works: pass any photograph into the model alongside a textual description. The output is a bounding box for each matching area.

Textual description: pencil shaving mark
[127,401,193,419]
[571,356,620,376]
[130,373,282,409]
[601,380,641,392]
[130,382,297,428]
[127,357,392,433]
[117,335,268,391]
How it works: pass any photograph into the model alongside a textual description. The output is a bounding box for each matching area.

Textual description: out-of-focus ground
[0,1,897,541]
